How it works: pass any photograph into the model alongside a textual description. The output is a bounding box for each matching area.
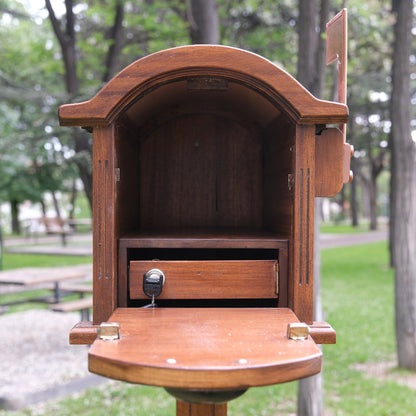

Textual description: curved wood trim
[59,45,348,127]
[69,320,336,345]
[88,308,323,389]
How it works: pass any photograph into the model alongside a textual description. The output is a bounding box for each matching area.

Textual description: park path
[319,229,388,249]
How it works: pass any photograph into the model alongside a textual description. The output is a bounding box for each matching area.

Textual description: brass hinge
[288,174,294,191]
[115,168,121,182]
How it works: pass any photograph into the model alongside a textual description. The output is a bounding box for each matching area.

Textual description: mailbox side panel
[93,125,118,324]
[290,125,315,324]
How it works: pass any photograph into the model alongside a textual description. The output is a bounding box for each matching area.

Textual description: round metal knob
[144,269,165,286]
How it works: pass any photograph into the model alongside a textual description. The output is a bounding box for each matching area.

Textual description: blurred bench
[40,217,73,246]
[50,283,92,320]
[50,296,92,321]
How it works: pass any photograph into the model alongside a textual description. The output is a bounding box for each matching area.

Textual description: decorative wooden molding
[59,45,348,129]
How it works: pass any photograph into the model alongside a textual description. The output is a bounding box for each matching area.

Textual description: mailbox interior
[114,78,293,309]
[58,46,348,326]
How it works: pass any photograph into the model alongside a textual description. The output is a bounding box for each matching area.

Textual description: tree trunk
[296,1,328,415]
[368,173,378,230]
[298,196,324,416]
[68,178,77,221]
[51,190,62,219]
[102,1,125,83]
[47,0,124,212]
[389,140,396,268]
[350,162,359,227]
[390,0,416,370]
[10,199,20,234]
[40,199,47,216]
[296,0,318,93]
[348,114,359,227]
[74,129,93,211]
[188,0,219,44]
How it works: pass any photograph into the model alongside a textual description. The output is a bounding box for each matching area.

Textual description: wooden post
[176,400,227,416]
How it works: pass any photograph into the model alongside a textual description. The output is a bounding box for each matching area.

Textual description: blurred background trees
[1,0,406,234]
[0,0,415,408]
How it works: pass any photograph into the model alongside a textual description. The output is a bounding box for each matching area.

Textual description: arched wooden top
[59,45,348,128]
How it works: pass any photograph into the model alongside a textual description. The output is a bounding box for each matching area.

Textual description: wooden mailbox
[60,44,350,413]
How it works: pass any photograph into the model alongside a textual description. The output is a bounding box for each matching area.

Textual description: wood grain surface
[88,307,322,389]
[129,260,278,300]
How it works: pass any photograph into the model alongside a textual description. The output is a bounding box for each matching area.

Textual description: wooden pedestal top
[89,308,322,390]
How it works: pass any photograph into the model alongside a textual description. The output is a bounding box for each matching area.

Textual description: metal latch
[143,269,165,307]
[287,323,309,340]
[98,322,120,341]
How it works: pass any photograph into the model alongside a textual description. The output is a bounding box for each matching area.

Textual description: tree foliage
[0,0,413,237]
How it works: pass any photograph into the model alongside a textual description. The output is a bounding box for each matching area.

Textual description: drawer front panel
[129,260,277,300]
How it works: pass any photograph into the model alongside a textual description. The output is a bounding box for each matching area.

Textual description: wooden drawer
[129,260,278,300]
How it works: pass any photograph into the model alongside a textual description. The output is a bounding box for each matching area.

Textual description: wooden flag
[327,8,348,106]
[327,9,352,183]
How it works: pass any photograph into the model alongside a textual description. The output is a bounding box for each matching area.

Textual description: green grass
[2,253,92,270]
[321,242,409,415]
[2,242,415,415]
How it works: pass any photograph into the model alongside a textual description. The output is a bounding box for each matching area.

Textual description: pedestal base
[177,400,227,416]
[166,388,246,404]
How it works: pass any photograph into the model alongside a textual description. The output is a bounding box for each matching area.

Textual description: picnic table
[0,265,92,304]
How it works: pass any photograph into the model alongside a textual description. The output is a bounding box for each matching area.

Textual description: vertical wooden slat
[117,241,128,307]
[278,247,288,307]
[176,401,227,416]
[291,125,315,324]
[93,125,117,324]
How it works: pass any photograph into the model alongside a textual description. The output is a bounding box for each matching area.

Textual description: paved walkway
[319,229,388,249]
[4,233,92,256]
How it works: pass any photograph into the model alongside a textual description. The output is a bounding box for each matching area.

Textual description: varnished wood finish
[308,322,336,345]
[69,321,98,345]
[57,41,353,416]
[327,10,348,107]
[343,142,353,183]
[69,319,335,345]
[93,125,117,324]
[88,308,322,389]
[59,44,348,352]
[59,45,348,128]
[119,230,287,310]
[129,260,277,300]
[177,401,227,416]
[278,248,288,307]
[263,115,294,238]
[327,9,348,142]
[139,113,263,229]
[315,128,344,197]
[119,229,288,249]
[290,125,315,324]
